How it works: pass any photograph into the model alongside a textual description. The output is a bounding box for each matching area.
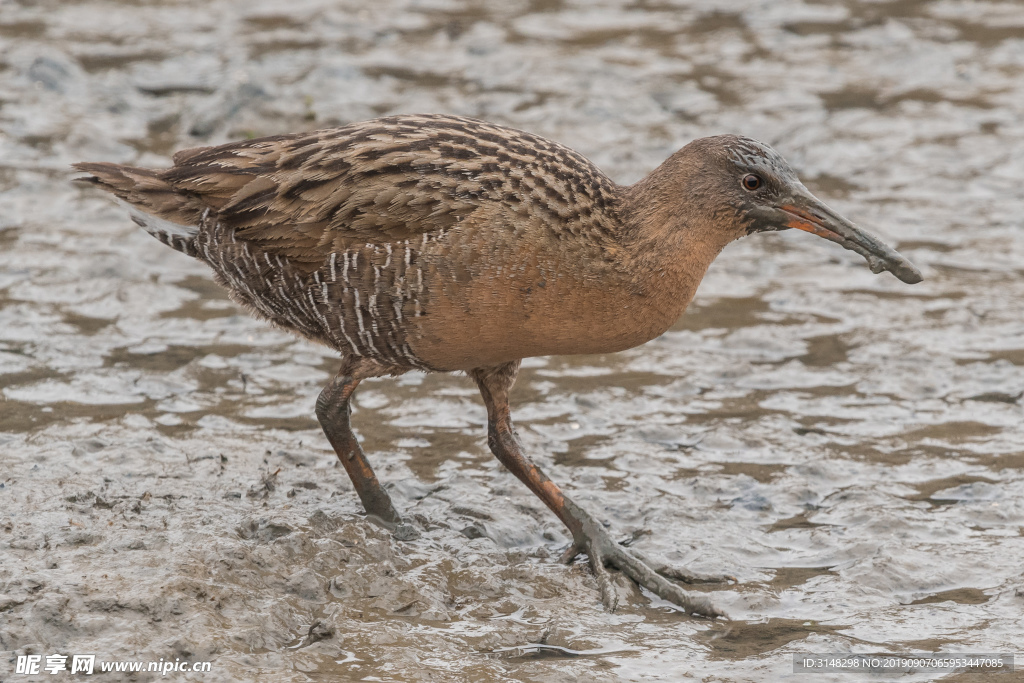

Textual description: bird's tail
[72,162,204,257]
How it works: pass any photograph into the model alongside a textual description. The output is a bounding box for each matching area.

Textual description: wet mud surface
[2,0,1024,680]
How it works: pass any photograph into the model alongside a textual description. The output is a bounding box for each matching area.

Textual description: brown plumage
[75,113,921,617]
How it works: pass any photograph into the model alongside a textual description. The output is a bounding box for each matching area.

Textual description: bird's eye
[742,174,762,191]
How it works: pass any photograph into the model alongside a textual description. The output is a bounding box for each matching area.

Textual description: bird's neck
[613,157,738,335]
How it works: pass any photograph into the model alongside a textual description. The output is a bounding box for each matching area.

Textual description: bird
[74,113,922,618]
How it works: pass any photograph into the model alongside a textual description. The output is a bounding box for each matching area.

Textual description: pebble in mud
[1,0,1024,681]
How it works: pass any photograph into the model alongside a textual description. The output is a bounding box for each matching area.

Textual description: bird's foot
[558,501,730,618]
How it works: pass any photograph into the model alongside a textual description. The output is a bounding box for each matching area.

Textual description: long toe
[605,544,728,618]
[559,542,583,564]
[627,547,737,584]
[583,542,618,611]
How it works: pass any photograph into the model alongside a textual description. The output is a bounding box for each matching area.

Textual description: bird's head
[657,135,923,285]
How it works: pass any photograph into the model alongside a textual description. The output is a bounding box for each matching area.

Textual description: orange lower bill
[779,204,843,241]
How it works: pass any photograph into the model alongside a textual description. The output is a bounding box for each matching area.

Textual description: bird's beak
[777,191,923,284]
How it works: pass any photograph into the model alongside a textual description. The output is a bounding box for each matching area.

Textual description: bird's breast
[406,226,686,371]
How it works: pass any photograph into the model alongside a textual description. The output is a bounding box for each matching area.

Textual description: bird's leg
[470,362,728,618]
[316,371,402,527]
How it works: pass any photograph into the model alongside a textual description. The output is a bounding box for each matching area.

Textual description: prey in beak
[728,138,923,285]
[778,192,923,284]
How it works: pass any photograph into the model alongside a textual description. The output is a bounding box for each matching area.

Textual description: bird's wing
[77,115,619,271]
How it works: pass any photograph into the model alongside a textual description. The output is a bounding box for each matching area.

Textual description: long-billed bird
[75,114,922,617]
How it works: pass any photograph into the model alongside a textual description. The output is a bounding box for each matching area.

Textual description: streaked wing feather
[149,115,617,270]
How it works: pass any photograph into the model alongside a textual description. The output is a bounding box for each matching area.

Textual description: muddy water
[2,0,1023,681]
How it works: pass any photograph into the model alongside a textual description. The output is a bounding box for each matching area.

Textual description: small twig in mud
[246,468,282,499]
[306,621,334,644]
[392,600,419,614]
